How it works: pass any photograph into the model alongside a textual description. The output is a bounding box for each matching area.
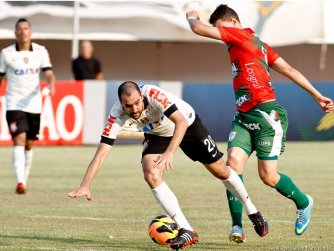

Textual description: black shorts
[142,115,223,164]
[6,110,41,140]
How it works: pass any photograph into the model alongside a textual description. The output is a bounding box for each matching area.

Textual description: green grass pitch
[0,142,333,250]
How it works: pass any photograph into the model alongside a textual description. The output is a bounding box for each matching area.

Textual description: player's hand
[153,152,174,171]
[48,85,55,96]
[186,11,200,20]
[68,186,92,201]
[317,95,334,113]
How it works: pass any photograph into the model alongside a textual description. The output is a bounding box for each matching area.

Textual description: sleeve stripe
[164,104,178,117]
[100,136,115,146]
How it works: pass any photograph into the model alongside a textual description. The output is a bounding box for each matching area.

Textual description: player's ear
[231,18,237,26]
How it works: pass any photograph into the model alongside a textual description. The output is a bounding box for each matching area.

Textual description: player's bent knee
[259,175,277,187]
[204,160,230,180]
[143,172,163,189]
[226,156,243,174]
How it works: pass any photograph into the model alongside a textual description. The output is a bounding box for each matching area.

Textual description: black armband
[164,104,178,117]
[100,136,115,146]
[42,67,52,72]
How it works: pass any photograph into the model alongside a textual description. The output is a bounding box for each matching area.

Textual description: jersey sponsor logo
[258,140,271,146]
[142,120,161,132]
[102,115,117,137]
[236,95,249,107]
[228,131,237,142]
[245,62,264,89]
[241,122,260,130]
[14,68,39,75]
[148,88,171,109]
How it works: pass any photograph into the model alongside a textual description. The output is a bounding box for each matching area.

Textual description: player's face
[15,22,32,43]
[121,91,144,119]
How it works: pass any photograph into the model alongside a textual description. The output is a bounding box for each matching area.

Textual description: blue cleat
[295,195,313,235]
[229,225,246,243]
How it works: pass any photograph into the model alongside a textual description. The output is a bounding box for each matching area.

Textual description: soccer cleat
[248,211,268,237]
[229,225,246,244]
[170,228,199,250]
[15,182,27,195]
[295,195,313,235]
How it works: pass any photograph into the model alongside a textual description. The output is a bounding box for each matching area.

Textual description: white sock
[12,146,25,184]
[151,181,193,230]
[222,166,257,215]
[24,150,33,186]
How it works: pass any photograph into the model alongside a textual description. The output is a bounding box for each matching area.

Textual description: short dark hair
[209,4,240,24]
[15,18,31,29]
[118,81,141,100]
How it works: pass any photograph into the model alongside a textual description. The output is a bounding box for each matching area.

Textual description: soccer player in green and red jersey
[186,4,334,243]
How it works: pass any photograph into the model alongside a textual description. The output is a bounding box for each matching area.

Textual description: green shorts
[227,101,288,160]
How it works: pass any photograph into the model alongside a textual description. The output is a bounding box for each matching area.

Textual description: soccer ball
[148,215,179,245]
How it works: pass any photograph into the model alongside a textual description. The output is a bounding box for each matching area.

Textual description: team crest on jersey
[9,122,18,133]
[139,117,150,124]
[23,57,29,64]
[146,105,157,117]
[228,131,237,142]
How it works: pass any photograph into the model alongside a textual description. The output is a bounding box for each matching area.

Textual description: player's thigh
[253,105,288,159]
[142,154,165,188]
[227,119,252,159]
[6,110,29,139]
[142,134,170,188]
[180,115,223,164]
[26,112,41,140]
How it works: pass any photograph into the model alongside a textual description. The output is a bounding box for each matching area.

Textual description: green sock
[226,175,243,227]
[274,173,309,209]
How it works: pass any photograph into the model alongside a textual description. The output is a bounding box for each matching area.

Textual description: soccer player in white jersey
[0,18,56,194]
[68,81,268,250]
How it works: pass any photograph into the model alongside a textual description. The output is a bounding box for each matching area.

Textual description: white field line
[29,215,333,225]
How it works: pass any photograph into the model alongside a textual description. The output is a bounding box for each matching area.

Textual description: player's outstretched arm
[186,11,221,40]
[272,57,334,113]
[68,142,112,200]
